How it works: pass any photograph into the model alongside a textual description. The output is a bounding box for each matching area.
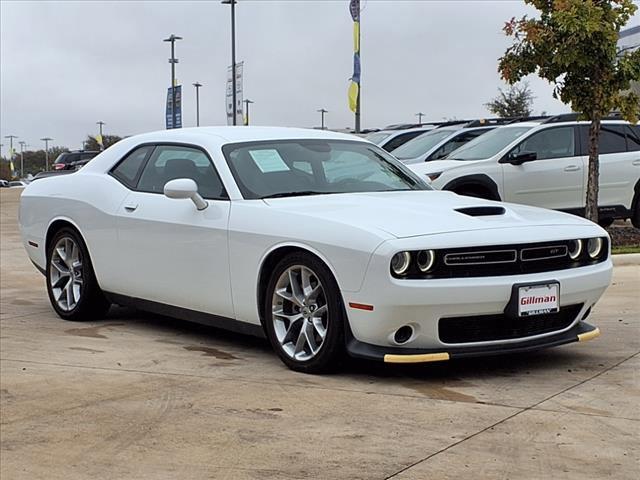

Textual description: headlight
[587,238,604,259]
[391,252,411,275]
[568,239,583,260]
[427,172,442,181]
[417,250,435,272]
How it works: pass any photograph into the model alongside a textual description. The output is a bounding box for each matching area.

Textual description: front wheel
[46,227,110,321]
[633,202,640,229]
[264,253,345,373]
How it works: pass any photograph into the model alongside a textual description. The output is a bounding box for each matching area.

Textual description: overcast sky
[1,0,639,150]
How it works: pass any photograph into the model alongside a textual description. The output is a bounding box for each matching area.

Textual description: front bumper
[346,321,600,363]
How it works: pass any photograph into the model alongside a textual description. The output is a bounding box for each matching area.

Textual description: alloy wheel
[49,236,83,311]
[271,265,328,361]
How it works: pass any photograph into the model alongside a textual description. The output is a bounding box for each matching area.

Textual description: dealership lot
[1,187,638,479]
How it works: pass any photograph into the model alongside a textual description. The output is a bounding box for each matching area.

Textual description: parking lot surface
[1,187,638,479]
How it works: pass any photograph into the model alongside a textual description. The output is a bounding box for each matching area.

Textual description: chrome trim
[444,249,517,266]
[520,245,568,262]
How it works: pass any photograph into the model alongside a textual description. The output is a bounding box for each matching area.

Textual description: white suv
[410,116,640,227]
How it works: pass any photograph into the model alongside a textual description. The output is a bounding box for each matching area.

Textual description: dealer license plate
[517,283,560,317]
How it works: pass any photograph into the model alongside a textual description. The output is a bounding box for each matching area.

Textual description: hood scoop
[455,206,506,217]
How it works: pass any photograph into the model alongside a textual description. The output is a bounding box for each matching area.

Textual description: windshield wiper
[262,190,332,199]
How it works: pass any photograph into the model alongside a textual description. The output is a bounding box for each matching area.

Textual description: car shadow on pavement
[104,305,597,384]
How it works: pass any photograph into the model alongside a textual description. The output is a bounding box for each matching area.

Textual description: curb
[612,253,640,266]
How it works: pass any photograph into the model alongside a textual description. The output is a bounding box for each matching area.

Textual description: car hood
[262,191,597,239]
[409,159,483,176]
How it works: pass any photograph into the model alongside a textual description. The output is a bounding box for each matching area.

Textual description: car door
[113,144,234,318]
[580,124,638,212]
[501,126,584,210]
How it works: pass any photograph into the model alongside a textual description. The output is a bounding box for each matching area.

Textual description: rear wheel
[46,227,110,321]
[264,253,345,373]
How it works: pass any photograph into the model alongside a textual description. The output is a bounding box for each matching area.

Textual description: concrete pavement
[1,187,638,479]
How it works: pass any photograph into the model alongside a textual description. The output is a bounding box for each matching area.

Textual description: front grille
[444,249,517,265]
[394,238,608,279]
[438,304,583,344]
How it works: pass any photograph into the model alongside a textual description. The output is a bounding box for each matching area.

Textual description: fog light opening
[394,325,414,344]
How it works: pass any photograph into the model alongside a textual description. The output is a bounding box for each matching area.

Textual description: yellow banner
[348,81,359,113]
[96,134,103,146]
[353,21,360,53]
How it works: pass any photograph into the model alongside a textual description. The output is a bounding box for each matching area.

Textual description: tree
[498,0,640,222]
[485,82,534,117]
[84,134,122,151]
[0,160,12,181]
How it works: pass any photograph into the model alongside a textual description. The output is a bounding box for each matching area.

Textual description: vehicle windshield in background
[447,126,533,161]
[223,140,430,199]
[365,132,392,144]
[392,129,456,160]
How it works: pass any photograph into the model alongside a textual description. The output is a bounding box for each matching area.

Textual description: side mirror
[500,151,537,165]
[163,178,208,211]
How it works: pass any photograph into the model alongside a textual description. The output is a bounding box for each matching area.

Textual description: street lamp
[243,99,254,126]
[41,137,53,170]
[317,108,328,130]
[96,121,106,150]
[222,0,238,125]
[163,34,183,129]
[416,112,425,124]
[193,82,202,127]
[18,141,26,178]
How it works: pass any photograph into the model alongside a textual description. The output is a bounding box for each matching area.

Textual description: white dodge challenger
[19,127,611,372]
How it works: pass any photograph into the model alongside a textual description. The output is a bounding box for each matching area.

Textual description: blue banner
[165,85,182,129]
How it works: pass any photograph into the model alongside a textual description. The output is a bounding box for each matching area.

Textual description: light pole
[317,108,328,130]
[96,121,106,150]
[243,99,254,126]
[222,0,238,125]
[18,141,26,178]
[193,82,202,126]
[163,34,183,129]
[416,112,425,124]
[41,137,52,171]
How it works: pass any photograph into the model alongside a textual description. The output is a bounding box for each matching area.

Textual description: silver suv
[410,115,640,227]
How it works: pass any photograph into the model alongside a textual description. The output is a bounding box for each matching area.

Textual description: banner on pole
[226,61,244,125]
[165,85,183,129]
[348,0,360,113]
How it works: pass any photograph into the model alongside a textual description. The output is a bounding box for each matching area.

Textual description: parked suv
[52,150,100,170]
[410,115,640,227]
[391,119,518,165]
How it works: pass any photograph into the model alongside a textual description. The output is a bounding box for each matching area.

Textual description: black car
[52,151,100,170]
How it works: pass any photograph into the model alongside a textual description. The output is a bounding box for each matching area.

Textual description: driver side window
[511,127,576,160]
[136,145,227,200]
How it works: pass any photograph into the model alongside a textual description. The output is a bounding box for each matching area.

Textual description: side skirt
[104,292,266,339]
[562,205,632,219]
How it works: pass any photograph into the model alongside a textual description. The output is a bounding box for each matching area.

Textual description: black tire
[263,252,345,373]
[454,187,492,200]
[598,217,614,228]
[46,227,110,321]
[633,201,640,229]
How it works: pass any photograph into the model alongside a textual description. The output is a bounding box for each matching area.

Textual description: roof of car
[141,126,364,143]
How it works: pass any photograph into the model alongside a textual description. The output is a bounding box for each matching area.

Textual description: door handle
[564,165,580,172]
[124,203,138,212]
[633,160,640,166]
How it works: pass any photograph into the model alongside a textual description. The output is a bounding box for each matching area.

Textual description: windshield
[365,132,392,144]
[392,129,457,160]
[222,139,430,199]
[447,126,533,160]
